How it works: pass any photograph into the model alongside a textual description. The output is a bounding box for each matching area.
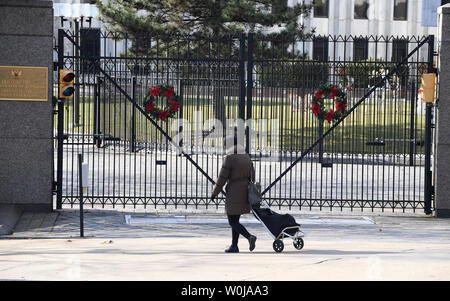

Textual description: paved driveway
[0,209,449,281]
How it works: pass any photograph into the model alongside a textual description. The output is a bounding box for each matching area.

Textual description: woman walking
[211,134,257,253]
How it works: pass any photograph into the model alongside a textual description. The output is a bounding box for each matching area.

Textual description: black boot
[248,235,257,252]
[225,245,239,253]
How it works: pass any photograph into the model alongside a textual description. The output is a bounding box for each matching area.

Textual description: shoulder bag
[248,160,262,206]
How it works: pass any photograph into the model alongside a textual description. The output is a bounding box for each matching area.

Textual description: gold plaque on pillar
[421,73,437,103]
[0,66,48,101]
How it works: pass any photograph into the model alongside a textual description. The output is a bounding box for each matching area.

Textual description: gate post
[435,4,450,217]
[246,33,254,155]
[409,81,415,167]
[424,98,433,215]
[56,29,65,210]
[56,100,64,210]
[0,0,54,212]
[424,35,435,215]
[93,76,102,148]
[238,33,246,122]
[130,77,137,152]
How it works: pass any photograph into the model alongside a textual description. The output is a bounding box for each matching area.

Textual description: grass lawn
[56,94,426,155]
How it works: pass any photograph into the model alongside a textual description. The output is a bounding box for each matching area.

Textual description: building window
[392,39,408,62]
[394,0,408,21]
[354,38,368,61]
[313,0,329,18]
[354,0,369,19]
[313,37,329,62]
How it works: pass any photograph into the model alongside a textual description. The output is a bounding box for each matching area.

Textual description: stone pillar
[435,4,450,217]
[0,0,54,212]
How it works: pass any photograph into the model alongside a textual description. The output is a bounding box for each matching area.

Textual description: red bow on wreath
[311,84,349,123]
[144,85,180,121]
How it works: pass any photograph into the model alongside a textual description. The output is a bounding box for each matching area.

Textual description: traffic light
[59,69,75,99]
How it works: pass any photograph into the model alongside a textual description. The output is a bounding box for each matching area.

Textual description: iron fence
[54,30,436,213]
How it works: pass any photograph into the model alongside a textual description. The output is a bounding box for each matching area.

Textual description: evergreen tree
[96,0,313,39]
[95,0,316,60]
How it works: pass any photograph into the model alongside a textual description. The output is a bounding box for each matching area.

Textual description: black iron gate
[54,29,436,213]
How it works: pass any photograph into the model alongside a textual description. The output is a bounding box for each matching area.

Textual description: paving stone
[27,214,46,230]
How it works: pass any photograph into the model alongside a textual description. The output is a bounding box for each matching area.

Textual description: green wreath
[311,83,349,123]
[143,85,180,121]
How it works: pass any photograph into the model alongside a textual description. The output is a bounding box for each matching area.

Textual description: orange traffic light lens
[62,73,75,82]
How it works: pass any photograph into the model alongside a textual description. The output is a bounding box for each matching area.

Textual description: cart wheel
[273,240,284,253]
[293,237,304,250]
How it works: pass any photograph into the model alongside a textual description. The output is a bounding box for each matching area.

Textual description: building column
[434,4,450,217]
[0,0,54,213]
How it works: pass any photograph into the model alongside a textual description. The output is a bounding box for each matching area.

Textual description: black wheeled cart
[251,202,305,253]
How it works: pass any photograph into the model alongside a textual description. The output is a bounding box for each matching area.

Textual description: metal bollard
[78,154,88,237]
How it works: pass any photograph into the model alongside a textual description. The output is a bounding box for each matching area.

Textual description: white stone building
[292,0,448,61]
[302,0,442,37]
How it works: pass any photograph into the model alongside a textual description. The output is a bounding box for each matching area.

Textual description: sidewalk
[0,208,450,280]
